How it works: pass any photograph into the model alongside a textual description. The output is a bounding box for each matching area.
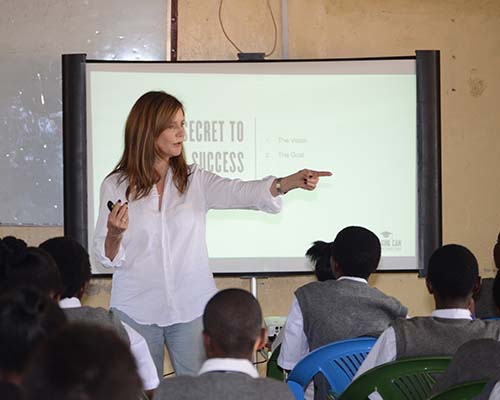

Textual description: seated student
[278,226,408,399]
[24,323,143,400]
[474,231,500,318]
[430,339,500,395]
[355,244,500,378]
[0,287,67,399]
[470,271,500,400]
[154,288,293,400]
[433,271,500,395]
[0,236,62,299]
[39,236,159,394]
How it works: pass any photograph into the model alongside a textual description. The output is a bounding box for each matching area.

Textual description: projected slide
[86,60,417,273]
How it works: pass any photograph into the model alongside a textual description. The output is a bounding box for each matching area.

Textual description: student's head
[0,287,66,384]
[494,231,500,270]
[203,288,265,360]
[39,237,91,300]
[24,323,143,400]
[426,244,479,307]
[113,91,189,200]
[0,236,62,299]
[331,226,381,279]
[306,240,336,281]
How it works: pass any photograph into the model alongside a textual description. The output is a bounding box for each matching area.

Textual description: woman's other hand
[107,200,129,237]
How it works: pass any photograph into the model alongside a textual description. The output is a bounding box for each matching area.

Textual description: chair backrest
[339,356,452,400]
[266,343,285,381]
[428,379,489,400]
[286,337,376,400]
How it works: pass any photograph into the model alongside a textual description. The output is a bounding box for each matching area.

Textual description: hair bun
[306,240,331,261]
[0,236,28,267]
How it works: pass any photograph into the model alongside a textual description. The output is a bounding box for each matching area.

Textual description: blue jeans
[111,308,206,377]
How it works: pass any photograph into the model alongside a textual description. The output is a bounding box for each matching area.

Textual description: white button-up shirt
[94,165,281,326]
[489,382,500,399]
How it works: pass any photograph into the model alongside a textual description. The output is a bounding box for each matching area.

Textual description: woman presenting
[93,91,331,378]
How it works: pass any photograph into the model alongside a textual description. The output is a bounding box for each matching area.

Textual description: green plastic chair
[266,344,285,381]
[338,356,452,400]
[428,379,489,400]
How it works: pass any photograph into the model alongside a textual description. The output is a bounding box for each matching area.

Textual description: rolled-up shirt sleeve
[93,176,126,268]
[200,168,282,213]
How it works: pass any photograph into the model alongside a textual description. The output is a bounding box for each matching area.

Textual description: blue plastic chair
[286,337,376,400]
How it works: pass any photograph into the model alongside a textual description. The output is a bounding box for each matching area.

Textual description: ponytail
[306,241,335,282]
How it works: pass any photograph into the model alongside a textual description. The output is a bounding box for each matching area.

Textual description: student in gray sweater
[154,288,293,400]
[278,226,408,399]
[431,339,500,395]
[38,237,128,341]
[431,269,500,395]
[355,244,500,378]
[39,237,159,395]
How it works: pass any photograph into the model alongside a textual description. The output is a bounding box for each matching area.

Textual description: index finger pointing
[313,171,333,177]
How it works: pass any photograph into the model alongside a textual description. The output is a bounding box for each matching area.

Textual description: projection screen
[62,54,442,274]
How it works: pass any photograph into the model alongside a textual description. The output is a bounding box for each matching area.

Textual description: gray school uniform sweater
[431,338,500,395]
[392,317,500,360]
[296,279,408,351]
[153,372,293,400]
[63,306,130,345]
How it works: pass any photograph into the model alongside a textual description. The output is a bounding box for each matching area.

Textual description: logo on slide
[380,231,402,252]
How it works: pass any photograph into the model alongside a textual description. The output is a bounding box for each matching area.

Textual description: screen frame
[62,52,442,276]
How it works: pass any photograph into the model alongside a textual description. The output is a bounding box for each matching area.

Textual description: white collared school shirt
[94,164,282,327]
[198,357,260,378]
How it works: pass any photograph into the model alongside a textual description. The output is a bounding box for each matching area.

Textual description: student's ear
[75,281,90,301]
[202,331,213,357]
[425,279,434,295]
[332,258,342,278]
[77,285,87,300]
[465,295,475,315]
[252,328,267,354]
[473,276,481,297]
